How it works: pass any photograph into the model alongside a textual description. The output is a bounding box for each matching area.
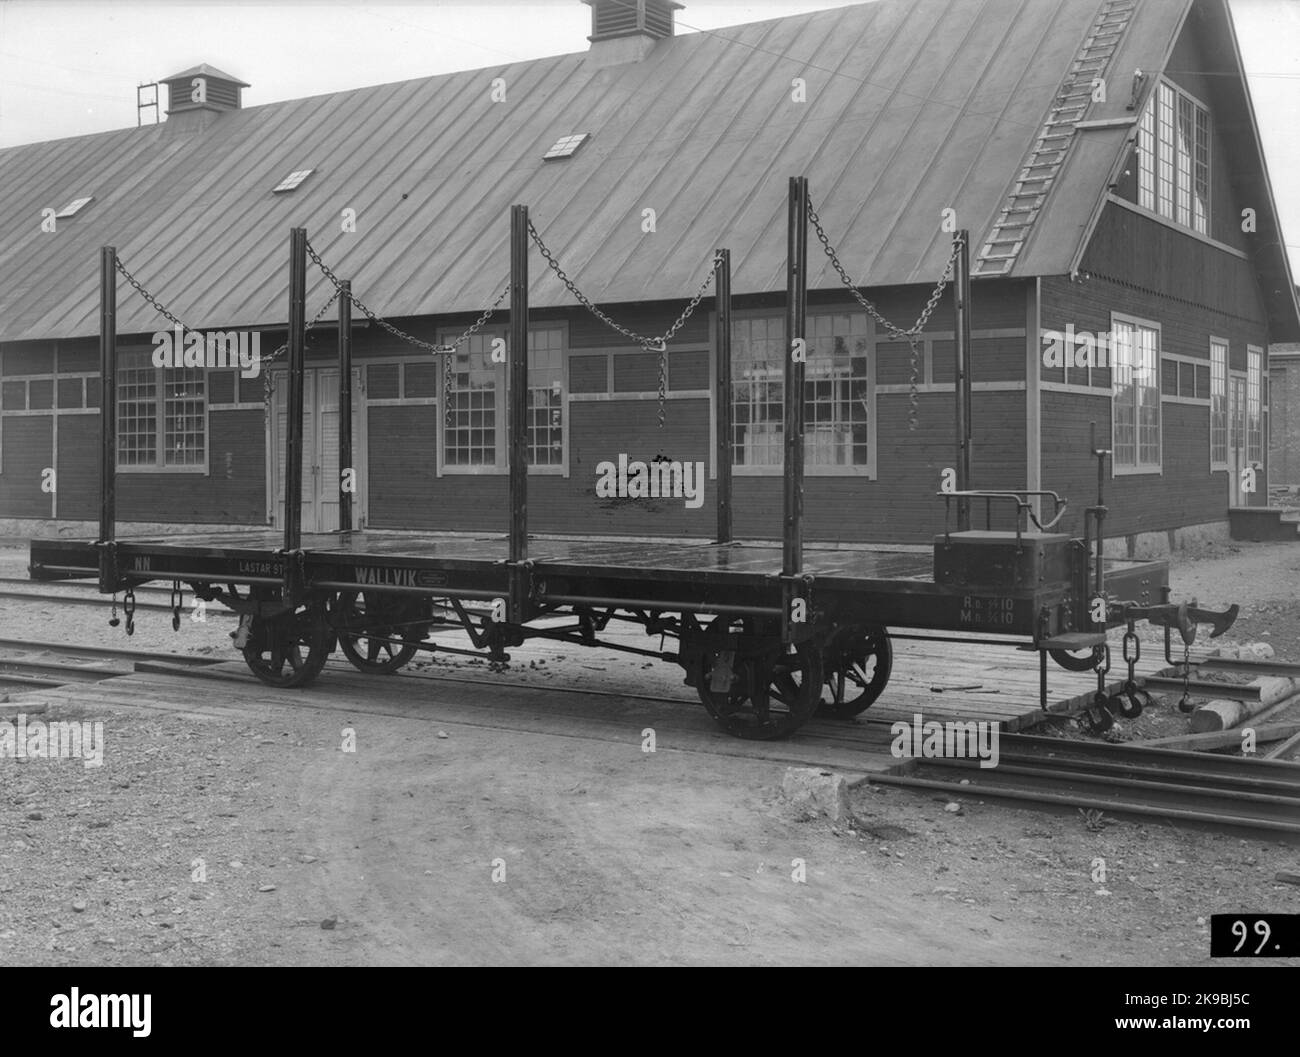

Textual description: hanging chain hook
[123,588,136,637]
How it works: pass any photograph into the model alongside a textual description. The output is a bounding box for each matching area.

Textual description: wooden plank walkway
[874,633,1172,732]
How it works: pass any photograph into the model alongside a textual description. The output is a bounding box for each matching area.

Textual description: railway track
[872,734,1300,835]
[0,640,222,692]
[0,579,233,617]
[3,633,1298,836]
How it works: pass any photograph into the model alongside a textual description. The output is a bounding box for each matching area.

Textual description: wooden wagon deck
[29,530,1165,642]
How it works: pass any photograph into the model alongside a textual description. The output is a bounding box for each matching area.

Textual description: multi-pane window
[439,326,565,471]
[118,352,158,467]
[1137,80,1210,234]
[442,334,499,469]
[527,329,564,467]
[1210,338,1228,467]
[164,371,206,466]
[731,313,872,473]
[1112,316,1161,473]
[117,349,205,469]
[1194,106,1209,233]
[731,316,784,467]
[1137,105,1155,208]
[1247,346,1262,465]
[1156,84,1175,217]
[806,313,870,468]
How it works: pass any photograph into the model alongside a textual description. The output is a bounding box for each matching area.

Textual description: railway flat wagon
[29,181,1235,739]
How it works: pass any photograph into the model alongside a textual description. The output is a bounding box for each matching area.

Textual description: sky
[1,0,1298,269]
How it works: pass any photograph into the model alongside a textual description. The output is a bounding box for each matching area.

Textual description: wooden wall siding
[208,371,236,404]
[1077,206,1267,328]
[366,406,437,525]
[366,399,714,535]
[731,392,1027,543]
[56,378,83,408]
[801,281,1028,334]
[568,301,711,350]
[0,416,52,516]
[57,340,98,373]
[113,411,266,523]
[1042,270,1268,380]
[0,342,52,374]
[367,363,400,399]
[55,415,99,520]
[28,379,53,409]
[570,356,606,393]
[1271,359,1300,488]
[1041,391,1225,540]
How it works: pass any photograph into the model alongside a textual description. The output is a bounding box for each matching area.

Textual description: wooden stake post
[507,205,531,623]
[97,246,118,593]
[953,229,972,531]
[714,247,733,544]
[782,178,809,642]
[281,227,308,599]
[338,280,353,534]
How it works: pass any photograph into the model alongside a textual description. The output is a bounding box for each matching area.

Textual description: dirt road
[1,539,1298,966]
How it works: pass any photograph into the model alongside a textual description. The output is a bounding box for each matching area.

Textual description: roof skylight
[54,197,94,218]
[272,169,314,193]
[543,134,590,161]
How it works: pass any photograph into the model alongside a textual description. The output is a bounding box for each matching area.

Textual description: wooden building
[1269,330,1299,494]
[1,0,1296,553]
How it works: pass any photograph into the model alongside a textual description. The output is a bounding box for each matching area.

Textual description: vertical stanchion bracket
[779,573,816,645]
[506,559,535,625]
[275,548,306,604]
[95,539,121,594]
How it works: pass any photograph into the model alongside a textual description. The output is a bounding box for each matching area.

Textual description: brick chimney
[584,0,682,66]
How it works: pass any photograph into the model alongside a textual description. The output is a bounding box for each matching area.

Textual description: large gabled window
[1136,79,1210,235]
[117,349,206,471]
[1111,314,1161,475]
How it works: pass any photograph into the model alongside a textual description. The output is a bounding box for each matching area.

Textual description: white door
[1228,374,1246,506]
[272,368,364,532]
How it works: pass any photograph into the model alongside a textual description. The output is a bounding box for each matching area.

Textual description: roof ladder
[974,0,1138,276]
[137,83,160,126]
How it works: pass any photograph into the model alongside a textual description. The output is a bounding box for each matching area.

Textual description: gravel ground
[1,535,1298,966]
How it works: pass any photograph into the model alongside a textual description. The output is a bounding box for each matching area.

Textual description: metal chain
[115,252,340,409]
[1178,640,1194,712]
[114,255,197,333]
[527,220,721,430]
[305,238,509,361]
[305,238,509,426]
[260,288,343,402]
[807,196,964,431]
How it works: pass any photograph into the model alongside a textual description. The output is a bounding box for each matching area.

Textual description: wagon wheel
[819,623,892,718]
[697,617,823,741]
[242,599,333,688]
[1049,646,1105,672]
[332,591,421,674]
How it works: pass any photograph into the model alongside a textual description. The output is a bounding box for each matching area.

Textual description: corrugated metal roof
[0,0,1226,343]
